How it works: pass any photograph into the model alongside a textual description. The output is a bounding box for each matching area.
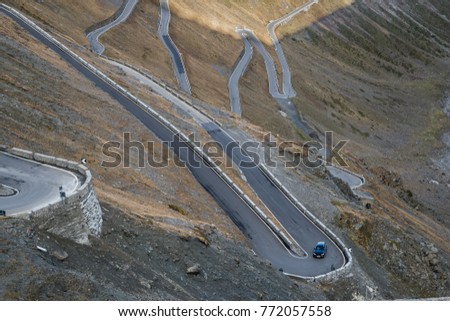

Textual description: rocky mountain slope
[1,0,449,299]
[0,9,329,300]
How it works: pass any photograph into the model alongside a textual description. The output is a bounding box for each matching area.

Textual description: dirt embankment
[1,0,449,299]
[282,0,450,220]
[0,7,327,300]
[0,204,325,300]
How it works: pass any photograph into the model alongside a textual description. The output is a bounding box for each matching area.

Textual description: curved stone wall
[1,146,102,245]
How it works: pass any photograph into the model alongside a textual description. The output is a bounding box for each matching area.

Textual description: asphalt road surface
[1,7,346,277]
[203,121,346,276]
[105,60,347,276]
[86,0,138,55]
[228,28,254,115]
[267,0,319,97]
[107,56,348,277]
[245,30,286,99]
[158,0,191,94]
[326,165,364,189]
[229,0,320,113]
[229,28,286,115]
[0,153,79,215]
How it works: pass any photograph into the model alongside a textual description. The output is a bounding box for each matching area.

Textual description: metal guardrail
[109,53,353,276]
[3,147,93,218]
[1,3,352,280]
[84,0,128,36]
[0,3,295,258]
[258,163,353,280]
[99,56,222,127]
[99,57,302,251]
[85,0,138,55]
[330,164,366,189]
[157,0,192,94]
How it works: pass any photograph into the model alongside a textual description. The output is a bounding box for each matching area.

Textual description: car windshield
[316,244,324,250]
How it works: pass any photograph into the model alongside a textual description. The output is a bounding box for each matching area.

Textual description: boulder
[52,250,68,261]
[187,264,201,275]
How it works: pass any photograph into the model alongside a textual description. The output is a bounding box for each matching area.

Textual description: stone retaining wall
[0,4,353,279]
[3,146,102,245]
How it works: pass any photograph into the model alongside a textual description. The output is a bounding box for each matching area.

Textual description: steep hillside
[1,0,449,299]
[0,11,327,300]
[277,0,450,297]
[284,0,450,298]
[2,0,121,45]
[1,14,235,235]
[281,0,450,221]
[166,0,352,43]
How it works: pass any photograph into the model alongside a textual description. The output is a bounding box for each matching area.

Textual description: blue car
[313,241,327,258]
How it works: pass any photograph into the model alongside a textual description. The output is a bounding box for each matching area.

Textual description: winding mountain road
[244,29,287,99]
[85,0,191,94]
[1,4,349,278]
[0,152,79,216]
[158,0,191,94]
[229,0,319,114]
[86,0,138,55]
[267,0,319,97]
[105,58,347,277]
[326,165,365,189]
[228,28,254,115]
